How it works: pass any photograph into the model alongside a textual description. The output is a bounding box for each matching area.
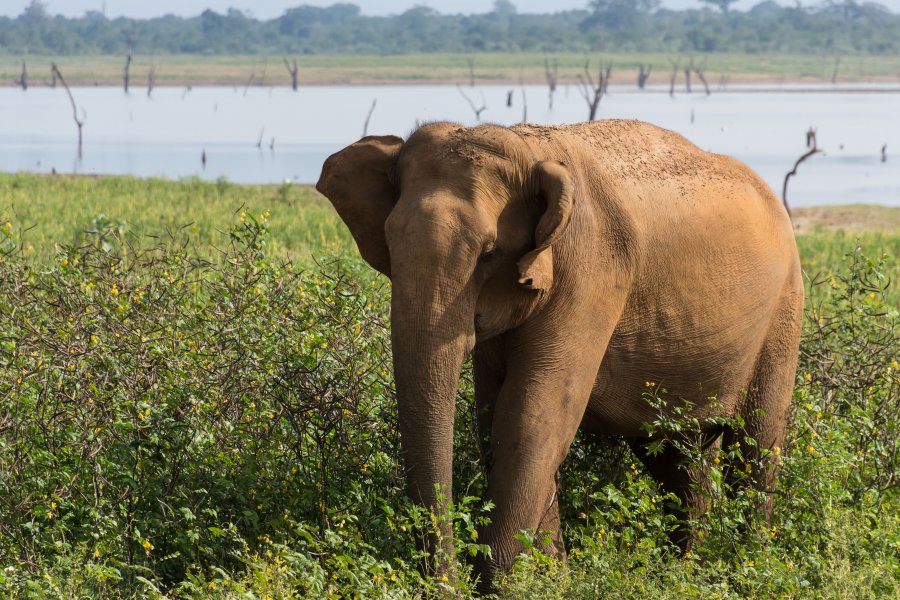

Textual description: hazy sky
[8,0,900,19]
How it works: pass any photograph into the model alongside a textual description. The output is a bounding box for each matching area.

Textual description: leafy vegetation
[0,174,898,598]
[4,0,900,57]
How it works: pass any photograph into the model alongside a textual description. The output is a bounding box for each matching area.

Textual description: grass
[4,52,900,87]
[0,173,898,598]
[0,174,352,264]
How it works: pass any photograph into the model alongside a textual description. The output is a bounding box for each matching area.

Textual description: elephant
[316,119,803,589]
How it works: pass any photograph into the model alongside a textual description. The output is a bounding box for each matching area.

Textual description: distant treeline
[3,0,900,56]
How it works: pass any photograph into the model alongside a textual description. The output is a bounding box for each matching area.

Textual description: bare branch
[123,52,132,94]
[637,63,652,89]
[684,57,693,93]
[457,85,487,121]
[283,57,299,91]
[544,55,559,109]
[693,57,711,96]
[520,78,528,124]
[362,99,377,137]
[783,127,822,217]
[467,56,475,87]
[16,61,27,91]
[147,64,156,98]
[51,63,84,158]
[667,56,680,98]
[577,58,609,121]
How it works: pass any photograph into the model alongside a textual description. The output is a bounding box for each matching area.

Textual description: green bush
[1,212,898,598]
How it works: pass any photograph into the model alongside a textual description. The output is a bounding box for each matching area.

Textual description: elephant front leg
[474,346,607,590]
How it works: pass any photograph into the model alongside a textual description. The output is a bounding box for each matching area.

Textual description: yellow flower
[4,221,10,229]
[645,381,655,387]
[807,444,817,455]
[892,361,899,370]
[50,501,57,509]
[713,456,720,464]
[804,373,812,381]
[746,560,755,567]
[142,538,153,552]
[441,576,449,583]
[110,284,119,295]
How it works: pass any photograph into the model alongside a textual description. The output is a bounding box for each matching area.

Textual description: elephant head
[316,122,575,539]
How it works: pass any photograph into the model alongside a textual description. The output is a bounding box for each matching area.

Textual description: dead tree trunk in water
[457,85,487,121]
[520,84,528,124]
[831,56,841,84]
[577,58,610,121]
[693,57,711,96]
[684,57,693,93]
[147,65,156,98]
[782,127,821,217]
[667,56,680,97]
[16,61,27,90]
[637,64,652,89]
[544,55,558,109]
[259,57,268,87]
[49,65,57,88]
[51,63,85,158]
[123,52,132,93]
[283,58,299,91]
[467,57,475,87]
[362,99,377,137]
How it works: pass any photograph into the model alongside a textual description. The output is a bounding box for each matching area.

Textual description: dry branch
[457,85,487,121]
[576,58,611,121]
[123,52,132,94]
[51,63,84,158]
[667,56,680,97]
[16,61,27,90]
[782,127,821,217]
[147,65,156,98]
[544,55,559,109]
[684,57,693,93]
[362,99,377,137]
[637,63,652,89]
[693,57,711,96]
[283,57,299,91]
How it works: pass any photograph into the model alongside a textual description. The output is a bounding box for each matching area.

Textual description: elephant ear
[316,135,403,277]
[517,160,575,292]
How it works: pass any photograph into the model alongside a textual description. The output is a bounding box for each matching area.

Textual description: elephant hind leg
[628,439,715,552]
[722,292,803,520]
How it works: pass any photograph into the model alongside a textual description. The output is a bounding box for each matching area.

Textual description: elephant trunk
[390,274,476,566]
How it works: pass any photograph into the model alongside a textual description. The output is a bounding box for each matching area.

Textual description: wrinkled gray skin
[316,120,803,591]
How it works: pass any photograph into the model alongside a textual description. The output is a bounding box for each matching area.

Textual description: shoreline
[4,53,900,89]
[5,172,898,234]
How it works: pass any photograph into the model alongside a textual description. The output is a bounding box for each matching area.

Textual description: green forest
[3,0,900,56]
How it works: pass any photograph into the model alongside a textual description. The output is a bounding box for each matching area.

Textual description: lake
[2,83,899,207]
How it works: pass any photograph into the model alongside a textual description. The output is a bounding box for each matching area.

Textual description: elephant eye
[479,242,497,263]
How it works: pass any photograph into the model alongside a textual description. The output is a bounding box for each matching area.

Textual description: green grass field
[1,173,898,598]
[4,52,900,87]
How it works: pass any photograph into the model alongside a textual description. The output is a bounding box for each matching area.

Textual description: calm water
[2,83,899,206]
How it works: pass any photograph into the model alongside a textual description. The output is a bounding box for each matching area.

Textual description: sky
[7,0,899,20]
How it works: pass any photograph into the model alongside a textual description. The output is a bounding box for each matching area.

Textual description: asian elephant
[316,120,803,589]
